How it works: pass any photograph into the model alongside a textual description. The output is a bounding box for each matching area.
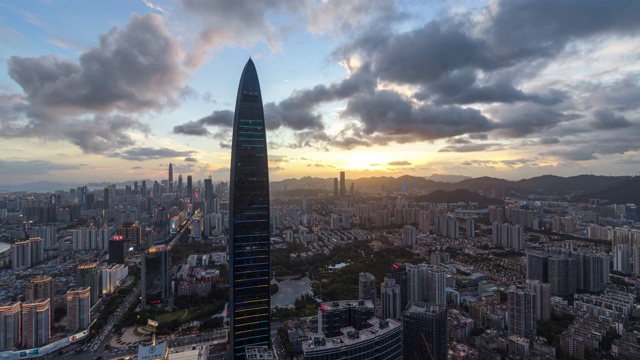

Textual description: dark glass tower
[229,59,271,359]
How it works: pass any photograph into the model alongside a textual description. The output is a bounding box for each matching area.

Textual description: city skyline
[2,1,640,185]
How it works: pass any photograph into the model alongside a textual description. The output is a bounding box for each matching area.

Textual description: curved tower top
[228,58,271,359]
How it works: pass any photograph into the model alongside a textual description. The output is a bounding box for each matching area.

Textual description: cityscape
[2,1,640,360]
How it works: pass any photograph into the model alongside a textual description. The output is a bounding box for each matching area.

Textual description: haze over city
[2,0,640,185]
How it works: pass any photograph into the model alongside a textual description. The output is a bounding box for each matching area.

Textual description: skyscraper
[66,287,91,331]
[141,245,171,309]
[168,163,173,193]
[403,302,448,360]
[358,272,377,305]
[0,302,21,351]
[339,171,346,197]
[187,175,193,202]
[76,263,99,306]
[507,286,537,341]
[26,275,54,309]
[380,277,401,320]
[229,59,271,359]
[21,299,50,348]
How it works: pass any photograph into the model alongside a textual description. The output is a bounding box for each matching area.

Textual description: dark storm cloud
[112,147,196,161]
[590,108,632,130]
[490,104,572,138]
[388,161,411,166]
[3,14,183,154]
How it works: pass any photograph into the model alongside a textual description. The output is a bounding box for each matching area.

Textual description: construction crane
[421,332,435,360]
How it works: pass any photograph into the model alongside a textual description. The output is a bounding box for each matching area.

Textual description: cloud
[539,137,560,145]
[461,158,534,168]
[439,143,501,153]
[111,147,196,161]
[388,161,411,166]
[0,159,84,176]
[131,166,143,170]
[590,108,632,129]
[173,110,233,136]
[184,156,198,162]
[3,14,184,154]
[181,0,304,68]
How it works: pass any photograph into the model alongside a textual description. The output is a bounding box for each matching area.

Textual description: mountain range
[3,175,639,204]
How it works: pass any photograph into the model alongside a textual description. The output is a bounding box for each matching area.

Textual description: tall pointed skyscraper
[168,163,173,192]
[228,58,271,359]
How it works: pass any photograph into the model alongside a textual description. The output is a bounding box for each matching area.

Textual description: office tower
[524,280,551,322]
[526,252,549,282]
[109,235,129,264]
[403,225,416,246]
[26,275,54,308]
[391,263,408,309]
[66,287,91,331]
[21,299,50,348]
[81,186,87,208]
[403,302,448,360]
[380,277,401,320]
[177,174,183,195]
[350,182,355,197]
[168,163,174,192]
[186,175,193,201]
[204,178,214,213]
[228,59,271,359]
[142,245,171,309]
[141,180,147,196]
[358,272,377,305]
[304,318,402,360]
[0,302,21,351]
[117,222,142,247]
[614,244,631,274]
[333,178,338,197]
[339,171,346,197]
[507,286,536,340]
[427,267,446,305]
[548,257,577,295]
[318,300,375,337]
[76,263,99,306]
[103,187,110,210]
[466,217,475,237]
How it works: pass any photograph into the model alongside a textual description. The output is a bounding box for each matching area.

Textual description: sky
[1,0,640,185]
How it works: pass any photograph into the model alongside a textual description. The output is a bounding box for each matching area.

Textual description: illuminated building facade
[66,287,91,331]
[21,299,51,348]
[228,59,271,359]
[0,302,21,351]
[76,263,99,306]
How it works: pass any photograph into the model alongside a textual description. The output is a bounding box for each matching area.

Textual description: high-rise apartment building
[358,272,376,305]
[403,302,448,360]
[524,279,551,322]
[548,257,577,296]
[142,245,171,309]
[12,240,32,269]
[21,299,50,348]
[228,59,271,359]
[391,263,408,309]
[526,251,549,282]
[117,222,142,247]
[507,286,537,341]
[0,302,21,351]
[380,277,401,320]
[76,263,99,306]
[25,275,54,309]
[66,287,91,331]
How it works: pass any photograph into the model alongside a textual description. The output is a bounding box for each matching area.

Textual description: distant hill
[516,175,630,195]
[571,177,640,204]
[426,174,472,183]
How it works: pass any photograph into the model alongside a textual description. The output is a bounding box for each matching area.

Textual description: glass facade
[229,59,271,359]
[403,302,448,360]
[142,245,170,308]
